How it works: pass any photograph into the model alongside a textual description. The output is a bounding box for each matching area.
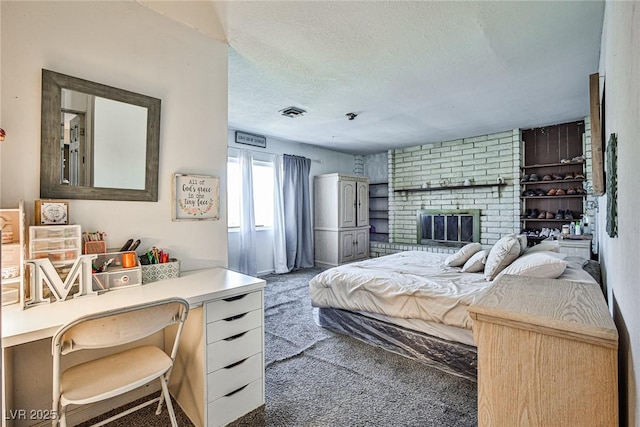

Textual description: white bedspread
[309,251,492,330]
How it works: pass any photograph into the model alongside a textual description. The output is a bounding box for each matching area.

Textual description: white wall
[227,130,356,275]
[0,1,229,271]
[598,2,640,424]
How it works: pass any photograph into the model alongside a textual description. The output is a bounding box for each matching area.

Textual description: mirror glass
[41,70,160,201]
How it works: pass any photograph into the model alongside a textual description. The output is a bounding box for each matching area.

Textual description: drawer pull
[224,384,248,397]
[223,357,248,370]
[223,294,248,302]
[224,331,247,341]
[223,312,247,322]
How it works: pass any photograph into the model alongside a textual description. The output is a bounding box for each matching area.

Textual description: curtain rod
[228,146,323,163]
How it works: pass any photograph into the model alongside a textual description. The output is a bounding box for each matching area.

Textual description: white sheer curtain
[272,155,288,273]
[238,150,257,276]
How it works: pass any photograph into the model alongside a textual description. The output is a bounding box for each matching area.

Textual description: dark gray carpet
[252,267,478,427]
[83,267,477,426]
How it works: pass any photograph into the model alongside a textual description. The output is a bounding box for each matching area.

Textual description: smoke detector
[279,106,307,118]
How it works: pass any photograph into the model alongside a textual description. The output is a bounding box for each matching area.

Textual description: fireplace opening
[417,209,480,246]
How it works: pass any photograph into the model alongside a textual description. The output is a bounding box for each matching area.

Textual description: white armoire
[313,173,369,266]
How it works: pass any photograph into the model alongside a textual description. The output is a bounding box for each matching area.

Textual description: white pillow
[484,234,521,280]
[516,234,528,255]
[444,242,483,267]
[525,240,560,254]
[461,249,488,273]
[521,250,566,260]
[497,252,568,279]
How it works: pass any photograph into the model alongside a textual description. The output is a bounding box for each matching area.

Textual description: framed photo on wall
[171,174,220,221]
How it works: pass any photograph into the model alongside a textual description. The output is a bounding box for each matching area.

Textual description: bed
[309,247,597,381]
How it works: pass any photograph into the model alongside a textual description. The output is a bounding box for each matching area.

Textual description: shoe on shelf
[552,173,564,180]
[529,174,540,182]
[520,175,530,183]
[555,188,566,195]
[535,188,547,196]
[547,188,557,196]
[528,208,540,219]
[555,210,565,219]
[566,187,577,195]
[564,173,575,180]
[542,174,553,181]
[522,209,532,218]
[537,210,547,219]
[545,211,555,219]
[574,173,585,180]
[564,210,574,220]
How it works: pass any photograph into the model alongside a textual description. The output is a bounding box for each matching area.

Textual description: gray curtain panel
[283,154,314,270]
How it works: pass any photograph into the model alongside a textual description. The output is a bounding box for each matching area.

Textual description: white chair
[51,297,190,427]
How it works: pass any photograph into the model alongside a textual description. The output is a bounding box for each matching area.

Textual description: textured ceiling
[151,1,606,155]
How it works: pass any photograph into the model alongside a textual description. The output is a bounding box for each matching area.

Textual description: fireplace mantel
[394,183,507,193]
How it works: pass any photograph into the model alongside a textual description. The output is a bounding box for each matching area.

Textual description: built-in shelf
[521,161,585,169]
[521,218,578,222]
[395,183,507,193]
[521,179,585,185]
[520,195,586,199]
[369,182,389,243]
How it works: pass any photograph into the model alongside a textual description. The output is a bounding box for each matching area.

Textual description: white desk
[2,268,266,427]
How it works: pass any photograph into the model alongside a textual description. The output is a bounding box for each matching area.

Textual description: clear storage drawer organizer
[92,251,142,292]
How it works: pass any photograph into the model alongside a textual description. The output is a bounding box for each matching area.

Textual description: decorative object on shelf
[23,255,98,309]
[172,173,220,221]
[35,199,69,225]
[235,131,266,148]
[606,133,618,238]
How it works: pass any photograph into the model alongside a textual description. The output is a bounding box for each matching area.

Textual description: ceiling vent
[279,106,307,118]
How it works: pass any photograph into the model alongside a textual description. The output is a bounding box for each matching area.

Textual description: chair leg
[159,376,178,427]
[59,406,67,427]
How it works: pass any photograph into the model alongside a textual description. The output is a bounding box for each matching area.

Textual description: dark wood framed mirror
[40,69,160,201]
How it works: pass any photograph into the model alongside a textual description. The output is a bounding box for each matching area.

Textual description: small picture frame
[35,200,69,225]
[171,173,220,221]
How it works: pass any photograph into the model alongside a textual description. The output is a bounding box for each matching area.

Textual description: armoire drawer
[206,291,262,323]
[207,327,262,373]
[207,352,262,402]
[207,308,262,344]
[207,378,263,427]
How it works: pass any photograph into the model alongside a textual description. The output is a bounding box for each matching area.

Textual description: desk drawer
[207,308,262,344]
[207,353,262,402]
[206,291,262,323]
[207,378,263,427]
[207,327,262,373]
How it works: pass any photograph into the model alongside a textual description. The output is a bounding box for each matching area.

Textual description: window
[227,157,274,228]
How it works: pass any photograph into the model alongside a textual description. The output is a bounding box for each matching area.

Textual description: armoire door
[339,180,357,228]
[356,181,369,227]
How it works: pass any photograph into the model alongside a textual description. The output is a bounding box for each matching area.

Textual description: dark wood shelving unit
[520,121,586,243]
[369,183,389,243]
